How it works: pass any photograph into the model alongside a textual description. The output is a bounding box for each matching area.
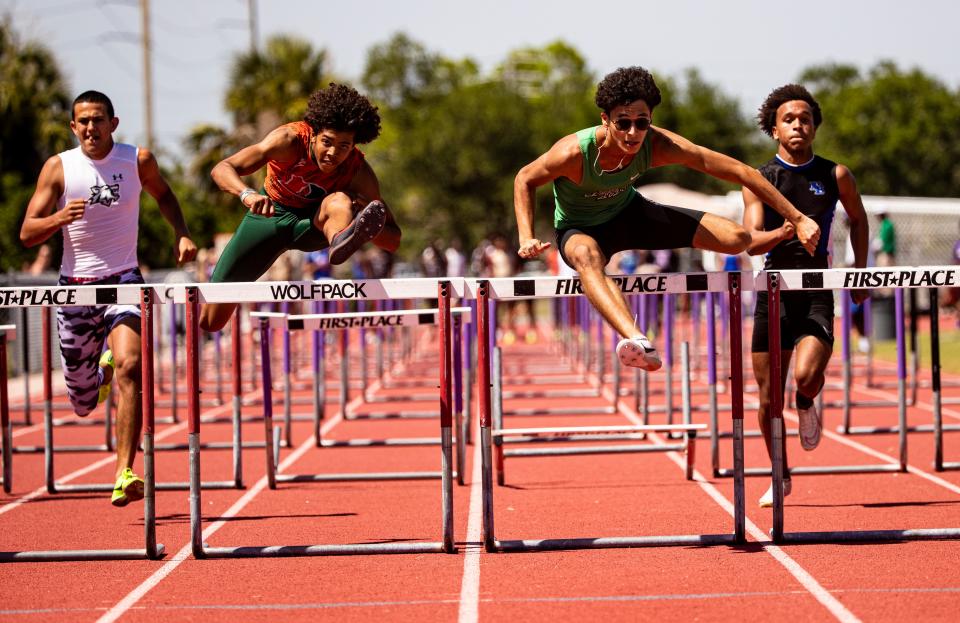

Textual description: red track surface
[2,317,960,622]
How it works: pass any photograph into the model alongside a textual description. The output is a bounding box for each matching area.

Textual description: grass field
[872,327,960,374]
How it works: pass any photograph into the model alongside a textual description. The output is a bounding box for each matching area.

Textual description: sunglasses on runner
[611,117,651,132]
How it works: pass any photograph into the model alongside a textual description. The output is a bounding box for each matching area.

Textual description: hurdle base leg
[0,544,165,562]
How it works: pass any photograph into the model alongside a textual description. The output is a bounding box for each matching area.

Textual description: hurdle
[183,278,460,558]
[134,308,248,489]
[328,305,471,425]
[6,306,116,456]
[710,269,915,480]
[494,295,615,396]
[495,297,622,418]
[341,303,473,447]
[491,341,706,485]
[1,325,14,493]
[762,267,960,544]
[253,303,469,441]
[11,307,31,426]
[0,285,239,496]
[836,290,960,435]
[253,305,469,485]
[0,286,164,561]
[473,272,746,552]
[930,291,960,471]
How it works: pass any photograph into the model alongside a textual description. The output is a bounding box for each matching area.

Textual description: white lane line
[457,425,484,623]
[799,411,960,496]
[0,454,114,517]
[600,380,862,623]
[96,429,324,623]
[0,395,238,517]
[98,370,395,623]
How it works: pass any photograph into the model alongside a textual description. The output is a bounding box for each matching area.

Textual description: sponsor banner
[468,272,729,299]
[0,324,17,341]
[251,307,472,332]
[169,278,466,304]
[773,266,960,291]
[0,285,167,308]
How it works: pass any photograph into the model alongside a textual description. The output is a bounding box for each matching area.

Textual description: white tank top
[58,143,142,278]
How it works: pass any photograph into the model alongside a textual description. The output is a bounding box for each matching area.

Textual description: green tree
[176,35,336,259]
[800,61,960,196]
[362,32,478,116]
[642,69,762,193]
[496,41,597,238]
[225,35,329,132]
[0,16,72,272]
[361,34,491,254]
[362,35,599,257]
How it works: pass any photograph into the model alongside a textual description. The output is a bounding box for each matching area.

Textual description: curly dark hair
[595,67,662,113]
[757,84,822,137]
[303,83,381,144]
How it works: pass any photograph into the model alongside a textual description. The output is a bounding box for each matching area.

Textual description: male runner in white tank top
[20,90,197,507]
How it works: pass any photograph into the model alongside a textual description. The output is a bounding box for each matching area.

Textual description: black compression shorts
[751,290,835,353]
[556,193,704,268]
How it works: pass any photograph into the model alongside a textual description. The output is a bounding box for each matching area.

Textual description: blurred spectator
[420,241,447,279]
[365,247,394,279]
[445,238,466,277]
[844,214,876,351]
[193,247,216,282]
[470,238,491,276]
[614,250,639,275]
[304,249,331,280]
[484,233,537,344]
[652,249,678,273]
[941,219,960,318]
[873,212,896,267]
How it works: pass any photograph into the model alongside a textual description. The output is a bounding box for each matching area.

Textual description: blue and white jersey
[759,154,839,270]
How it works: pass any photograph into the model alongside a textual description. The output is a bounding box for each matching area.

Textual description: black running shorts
[751,290,835,353]
[556,193,705,268]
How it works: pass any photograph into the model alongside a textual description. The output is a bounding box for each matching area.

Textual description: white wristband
[239,188,258,205]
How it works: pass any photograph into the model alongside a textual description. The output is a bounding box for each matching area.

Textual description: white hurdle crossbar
[762,267,960,544]
[184,280,462,558]
[0,288,163,562]
[471,272,747,551]
[251,305,471,486]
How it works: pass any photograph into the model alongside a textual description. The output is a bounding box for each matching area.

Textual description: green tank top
[553,126,653,229]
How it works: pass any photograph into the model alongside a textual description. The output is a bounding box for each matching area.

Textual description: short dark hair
[595,67,662,113]
[757,84,822,137]
[303,83,381,144]
[72,90,114,119]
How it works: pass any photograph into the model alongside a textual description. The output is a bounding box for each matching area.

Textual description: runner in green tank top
[514,66,822,370]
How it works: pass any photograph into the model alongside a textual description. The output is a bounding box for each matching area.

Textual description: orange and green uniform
[212,121,365,283]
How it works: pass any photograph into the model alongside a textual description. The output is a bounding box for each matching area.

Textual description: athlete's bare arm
[836,164,870,303]
[211,125,301,217]
[347,161,401,253]
[650,127,820,255]
[742,186,795,256]
[138,148,197,265]
[19,156,79,248]
[514,134,583,259]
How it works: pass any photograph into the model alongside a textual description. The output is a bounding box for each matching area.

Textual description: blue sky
[6,0,959,160]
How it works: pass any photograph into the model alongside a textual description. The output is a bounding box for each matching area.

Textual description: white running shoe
[759,479,792,508]
[798,402,822,451]
[616,335,662,371]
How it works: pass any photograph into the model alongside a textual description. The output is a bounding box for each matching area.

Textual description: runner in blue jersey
[744,84,869,507]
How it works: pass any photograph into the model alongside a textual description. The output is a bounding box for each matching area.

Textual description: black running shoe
[329,200,387,265]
